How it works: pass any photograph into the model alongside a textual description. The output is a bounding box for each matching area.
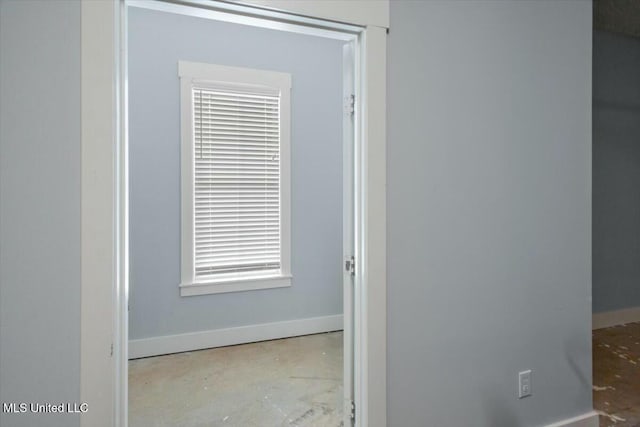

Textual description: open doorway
[124,1,357,426]
[592,1,640,425]
[79,1,387,424]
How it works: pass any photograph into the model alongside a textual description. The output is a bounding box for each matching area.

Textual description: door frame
[80,1,388,426]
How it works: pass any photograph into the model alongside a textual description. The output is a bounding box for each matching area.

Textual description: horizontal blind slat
[196,264,280,276]
[196,256,280,267]
[195,232,279,241]
[196,240,279,250]
[197,92,279,103]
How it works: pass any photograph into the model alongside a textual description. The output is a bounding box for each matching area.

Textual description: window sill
[179,275,292,296]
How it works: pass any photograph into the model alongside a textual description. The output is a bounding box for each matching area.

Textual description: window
[179,61,291,296]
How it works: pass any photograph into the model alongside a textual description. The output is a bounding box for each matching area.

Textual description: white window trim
[178,61,292,296]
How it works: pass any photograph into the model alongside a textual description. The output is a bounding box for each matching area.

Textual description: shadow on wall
[480,385,521,427]
[564,333,591,404]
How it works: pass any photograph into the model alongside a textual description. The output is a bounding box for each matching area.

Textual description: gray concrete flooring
[129,331,343,427]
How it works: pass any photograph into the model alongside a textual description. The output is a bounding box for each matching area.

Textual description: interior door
[342,40,356,427]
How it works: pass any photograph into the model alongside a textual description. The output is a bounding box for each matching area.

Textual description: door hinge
[350,400,356,422]
[345,255,355,276]
[345,94,355,116]
[110,343,114,357]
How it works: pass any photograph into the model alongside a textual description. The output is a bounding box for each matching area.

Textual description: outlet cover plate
[519,370,532,398]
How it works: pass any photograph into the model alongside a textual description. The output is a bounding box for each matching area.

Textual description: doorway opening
[124,1,358,426]
[80,1,388,425]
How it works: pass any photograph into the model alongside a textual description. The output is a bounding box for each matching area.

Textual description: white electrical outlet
[519,370,532,398]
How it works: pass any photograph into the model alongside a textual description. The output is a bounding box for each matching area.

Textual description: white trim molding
[355,25,387,427]
[180,275,292,296]
[544,411,599,427]
[593,306,640,329]
[129,0,360,41]
[80,1,119,427]
[129,315,343,359]
[235,0,389,28]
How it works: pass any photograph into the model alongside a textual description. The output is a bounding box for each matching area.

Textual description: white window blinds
[193,87,281,280]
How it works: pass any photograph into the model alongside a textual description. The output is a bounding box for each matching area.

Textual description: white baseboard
[593,306,640,330]
[129,314,343,359]
[544,411,599,427]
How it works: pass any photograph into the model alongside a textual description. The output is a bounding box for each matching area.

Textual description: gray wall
[128,7,344,340]
[387,1,593,426]
[0,1,81,426]
[592,30,640,314]
[0,2,596,427]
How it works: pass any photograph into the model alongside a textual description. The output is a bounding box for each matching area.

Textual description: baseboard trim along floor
[544,411,599,427]
[128,314,343,359]
[593,306,640,330]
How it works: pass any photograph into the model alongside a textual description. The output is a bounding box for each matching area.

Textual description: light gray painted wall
[0,1,81,426]
[0,2,595,426]
[592,30,640,314]
[387,1,592,426]
[128,7,344,340]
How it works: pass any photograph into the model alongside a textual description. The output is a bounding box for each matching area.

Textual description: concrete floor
[129,331,343,427]
[593,322,640,427]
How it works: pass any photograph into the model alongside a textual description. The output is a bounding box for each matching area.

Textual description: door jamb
[79,1,388,426]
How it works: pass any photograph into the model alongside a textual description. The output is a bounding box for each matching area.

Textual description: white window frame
[178,61,292,296]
